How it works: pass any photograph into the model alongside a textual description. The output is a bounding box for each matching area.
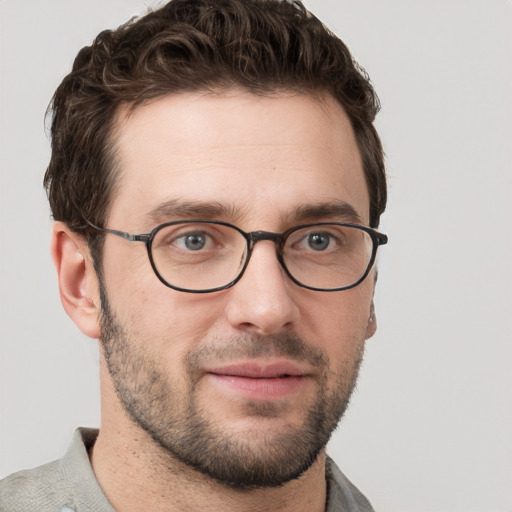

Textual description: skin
[52,90,377,512]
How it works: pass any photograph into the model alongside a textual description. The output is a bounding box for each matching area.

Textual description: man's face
[98,91,376,489]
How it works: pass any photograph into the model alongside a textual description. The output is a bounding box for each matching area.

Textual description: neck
[90,362,327,512]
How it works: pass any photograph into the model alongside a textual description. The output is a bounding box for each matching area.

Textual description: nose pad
[224,242,299,335]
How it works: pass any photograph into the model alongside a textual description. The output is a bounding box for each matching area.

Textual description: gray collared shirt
[0,428,374,511]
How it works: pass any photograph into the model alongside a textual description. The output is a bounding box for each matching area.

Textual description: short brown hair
[44,0,386,258]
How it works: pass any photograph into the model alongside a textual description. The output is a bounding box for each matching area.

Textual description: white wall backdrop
[1,1,511,511]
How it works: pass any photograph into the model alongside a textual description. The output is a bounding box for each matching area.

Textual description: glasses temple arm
[80,217,148,243]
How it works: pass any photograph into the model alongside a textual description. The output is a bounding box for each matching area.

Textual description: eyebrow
[291,201,363,224]
[145,199,245,223]
[145,198,363,226]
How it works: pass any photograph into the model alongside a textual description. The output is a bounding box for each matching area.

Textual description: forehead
[109,90,369,228]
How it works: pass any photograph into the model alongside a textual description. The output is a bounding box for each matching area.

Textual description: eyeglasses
[86,219,388,293]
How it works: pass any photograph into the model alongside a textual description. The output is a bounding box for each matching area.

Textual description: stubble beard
[98,286,365,490]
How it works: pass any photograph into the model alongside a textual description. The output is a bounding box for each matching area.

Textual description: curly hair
[44,0,386,262]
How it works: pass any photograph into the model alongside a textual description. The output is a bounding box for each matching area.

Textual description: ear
[51,221,101,339]
[365,268,379,340]
[365,300,377,340]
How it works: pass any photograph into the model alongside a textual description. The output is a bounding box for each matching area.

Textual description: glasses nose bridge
[244,230,287,277]
[247,230,284,249]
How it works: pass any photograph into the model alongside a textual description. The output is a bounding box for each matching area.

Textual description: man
[0,0,387,510]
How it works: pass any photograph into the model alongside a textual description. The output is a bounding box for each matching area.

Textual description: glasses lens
[283,224,375,290]
[150,222,248,291]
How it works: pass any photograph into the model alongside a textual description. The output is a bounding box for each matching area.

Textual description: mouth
[204,361,311,400]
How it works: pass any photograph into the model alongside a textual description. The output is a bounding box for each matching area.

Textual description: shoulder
[325,456,375,512]
[0,459,74,512]
[0,428,102,512]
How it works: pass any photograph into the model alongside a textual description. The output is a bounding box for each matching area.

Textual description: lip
[205,361,309,378]
[204,360,311,400]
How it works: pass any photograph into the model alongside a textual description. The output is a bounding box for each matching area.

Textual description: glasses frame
[85,219,388,293]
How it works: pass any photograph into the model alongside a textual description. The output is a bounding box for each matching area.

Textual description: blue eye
[171,232,212,251]
[307,233,331,251]
[183,233,206,250]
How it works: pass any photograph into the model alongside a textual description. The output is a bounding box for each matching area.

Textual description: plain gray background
[1,1,511,511]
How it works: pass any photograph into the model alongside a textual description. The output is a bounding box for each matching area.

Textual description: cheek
[110,280,227,356]
[300,280,373,360]
[101,240,152,300]
[102,245,229,356]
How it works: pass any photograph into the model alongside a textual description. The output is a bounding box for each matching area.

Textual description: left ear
[365,300,377,339]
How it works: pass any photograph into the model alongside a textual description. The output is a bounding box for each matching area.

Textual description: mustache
[185,332,328,372]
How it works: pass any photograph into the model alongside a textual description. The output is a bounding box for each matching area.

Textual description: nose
[224,241,300,335]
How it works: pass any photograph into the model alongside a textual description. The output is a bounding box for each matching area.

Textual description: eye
[174,231,211,251]
[306,233,331,251]
[287,227,346,255]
